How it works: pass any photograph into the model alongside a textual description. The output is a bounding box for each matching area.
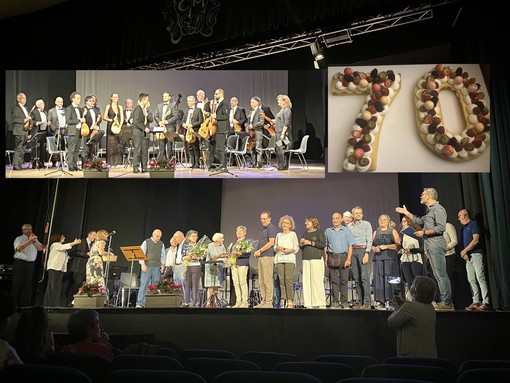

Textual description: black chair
[107,369,207,383]
[240,350,300,371]
[4,363,93,383]
[157,346,180,360]
[457,368,510,383]
[48,352,111,383]
[110,354,183,371]
[313,354,378,376]
[184,357,260,382]
[180,349,237,364]
[383,356,458,377]
[17,350,48,364]
[274,361,356,383]
[362,364,456,383]
[458,359,510,374]
[212,370,323,383]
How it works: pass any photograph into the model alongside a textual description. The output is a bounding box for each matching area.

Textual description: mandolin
[262,114,276,137]
[111,110,121,135]
[23,104,36,130]
[80,108,90,137]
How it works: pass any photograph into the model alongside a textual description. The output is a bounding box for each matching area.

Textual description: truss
[135,0,459,70]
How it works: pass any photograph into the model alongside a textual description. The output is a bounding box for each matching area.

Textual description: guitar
[89,114,102,140]
[198,100,217,140]
[262,114,276,137]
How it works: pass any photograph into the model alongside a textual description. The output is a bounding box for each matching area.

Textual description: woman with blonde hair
[274,94,293,170]
[275,215,299,308]
[86,229,108,288]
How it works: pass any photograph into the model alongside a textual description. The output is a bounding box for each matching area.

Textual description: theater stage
[16,306,509,367]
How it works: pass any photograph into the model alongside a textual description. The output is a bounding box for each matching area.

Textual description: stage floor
[7,305,509,367]
[4,160,325,179]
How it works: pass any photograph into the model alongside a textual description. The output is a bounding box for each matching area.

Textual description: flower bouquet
[190,235,212,260]
[148,277,182,295]
[77,281,108,297]
[230,239,255,265]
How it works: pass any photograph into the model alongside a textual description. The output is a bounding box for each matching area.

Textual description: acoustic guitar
[262,114,276,137]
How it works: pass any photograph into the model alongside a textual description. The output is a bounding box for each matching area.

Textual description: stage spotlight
[310,40,324,61]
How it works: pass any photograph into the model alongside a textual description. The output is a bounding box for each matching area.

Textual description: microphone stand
[104,233,114,301]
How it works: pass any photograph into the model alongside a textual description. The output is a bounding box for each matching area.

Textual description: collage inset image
[328,64,490,173]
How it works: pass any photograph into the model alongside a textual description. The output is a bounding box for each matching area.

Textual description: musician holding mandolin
[154,91,182,160]
[103,93,124,167]
[81,95,102,164]
[182,95,204,168]
[10,92,33,170]
[65,92,86,171]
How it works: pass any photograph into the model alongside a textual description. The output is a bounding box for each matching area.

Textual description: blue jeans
[466,252,490,306]
[351,249,371,305]
[427,246,452,305]
[136,266,161,306]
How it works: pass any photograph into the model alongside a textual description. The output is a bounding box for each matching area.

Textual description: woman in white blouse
[43,232,81,307]
[274,215,299,308]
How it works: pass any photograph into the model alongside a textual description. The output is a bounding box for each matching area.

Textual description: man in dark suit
[47,96,67,167]
[247,96,266,168]
[64,230,97,305]
[154,91,182,160]
[208,88,230,172]
[182,95,204,168]
[29,99,50,168]
[132,92,150,173]
[10,92,32,170]
[65,91,84,171]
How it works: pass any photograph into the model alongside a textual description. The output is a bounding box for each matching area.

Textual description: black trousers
[12,259,36,307]
[328,253,349,303]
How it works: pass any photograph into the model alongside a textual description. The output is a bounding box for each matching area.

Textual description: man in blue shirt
[325,212,355,309]
[458,209,490,311]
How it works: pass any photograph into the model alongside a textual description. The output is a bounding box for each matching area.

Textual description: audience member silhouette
[0,291,22,369]
[12,305,55,360]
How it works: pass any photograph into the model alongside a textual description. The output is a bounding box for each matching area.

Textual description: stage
[4,160,325,179]
[7,306,509,367]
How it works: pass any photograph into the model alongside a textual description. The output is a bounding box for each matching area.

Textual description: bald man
[136,229,166,307]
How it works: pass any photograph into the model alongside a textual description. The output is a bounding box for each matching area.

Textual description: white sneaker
[135,305,143,308]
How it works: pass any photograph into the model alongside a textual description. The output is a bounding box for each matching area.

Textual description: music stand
[26,131,47,169]
[120,246,147,307]
[203,257,227,308]
[85,129,105,161]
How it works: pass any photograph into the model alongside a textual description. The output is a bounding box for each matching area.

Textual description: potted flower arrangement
[145,277,183,308]
[148,156,176,178]
[82,157,110,178]
[74,281,108,308]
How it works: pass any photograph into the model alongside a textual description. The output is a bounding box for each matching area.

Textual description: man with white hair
[396,188,453,311]
[136,229,166,308]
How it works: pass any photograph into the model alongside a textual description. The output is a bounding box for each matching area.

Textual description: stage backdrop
[220,173,400,271]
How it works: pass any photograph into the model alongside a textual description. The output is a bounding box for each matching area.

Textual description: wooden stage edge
[8,306,510,367]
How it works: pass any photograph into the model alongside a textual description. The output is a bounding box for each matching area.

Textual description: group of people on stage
[10,89,293,172]
[11,188,489,312]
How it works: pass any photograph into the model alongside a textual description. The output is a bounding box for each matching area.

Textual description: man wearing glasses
[254,211,277,308]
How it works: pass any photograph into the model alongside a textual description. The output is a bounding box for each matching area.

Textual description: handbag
[327,252,342,268]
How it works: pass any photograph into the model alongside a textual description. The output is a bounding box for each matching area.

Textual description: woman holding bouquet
[181,230,201,307]
[230,226,253,308]
[205,233,228,307]
[275,215,299,308]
